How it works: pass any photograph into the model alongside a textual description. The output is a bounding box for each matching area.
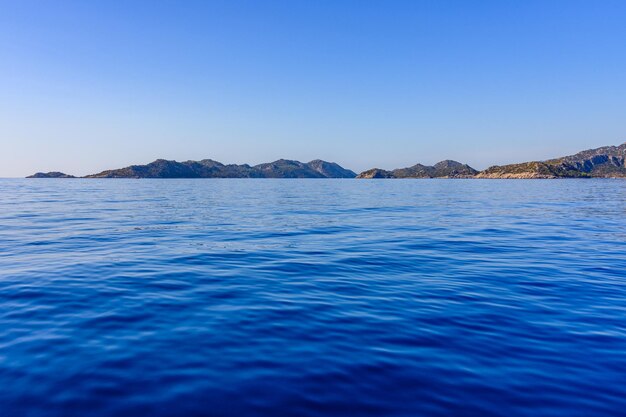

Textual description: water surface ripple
[1,179,625,416]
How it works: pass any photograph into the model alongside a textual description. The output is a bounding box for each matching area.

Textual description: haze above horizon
[2,0,626,177]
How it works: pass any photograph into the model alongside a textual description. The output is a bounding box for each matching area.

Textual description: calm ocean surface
[1,179,625,416]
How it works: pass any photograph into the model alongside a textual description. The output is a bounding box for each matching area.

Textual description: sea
[1,178,625,417]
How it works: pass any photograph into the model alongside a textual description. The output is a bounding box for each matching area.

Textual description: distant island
[475,142,626,178]
[29,159,357,179]
[357,160,478,179]
[28,142,626,179]
[27,171,76,178]
[358,142,626,179]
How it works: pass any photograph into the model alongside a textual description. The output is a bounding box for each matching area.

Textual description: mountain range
[27,142,626,179]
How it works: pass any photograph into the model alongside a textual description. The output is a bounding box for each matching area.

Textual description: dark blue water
[1,179,625,416]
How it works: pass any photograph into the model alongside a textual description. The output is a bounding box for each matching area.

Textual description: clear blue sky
[1,0,626,176]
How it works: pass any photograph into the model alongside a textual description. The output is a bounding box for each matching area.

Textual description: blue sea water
[1,178,625,417]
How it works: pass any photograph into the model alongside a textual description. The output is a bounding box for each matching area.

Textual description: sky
[1,0,626,177]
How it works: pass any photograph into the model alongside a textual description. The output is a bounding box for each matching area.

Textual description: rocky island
[357,142,626,179]
[41,159,356,179]
[476,142,626,178]
[27,172,76,178]
[357,160,478,179]
[85,158,356,178]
